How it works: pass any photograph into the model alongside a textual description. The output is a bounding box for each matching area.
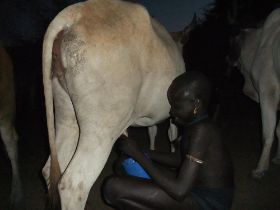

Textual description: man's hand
[118,136,141,158]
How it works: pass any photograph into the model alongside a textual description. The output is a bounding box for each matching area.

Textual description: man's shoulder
[192,120,219,132]
[191,122,223,144]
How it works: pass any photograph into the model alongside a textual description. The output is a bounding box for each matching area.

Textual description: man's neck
[187,113,209,126]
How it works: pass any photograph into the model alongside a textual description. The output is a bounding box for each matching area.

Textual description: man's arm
[144,145,181,168]
[119,125,212,201]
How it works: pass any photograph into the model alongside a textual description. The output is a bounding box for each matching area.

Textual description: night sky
[0,0,214,46]
[136,0,214,31]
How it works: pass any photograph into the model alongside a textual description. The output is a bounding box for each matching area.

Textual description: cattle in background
[42,0,185,209]
[0,46,23,209]
[181,14,233,121]
[233,8,280,178]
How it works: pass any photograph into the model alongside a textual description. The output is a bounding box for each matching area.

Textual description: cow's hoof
[251,169,266,179]
[9,182,25,210]
[272,157,280,165]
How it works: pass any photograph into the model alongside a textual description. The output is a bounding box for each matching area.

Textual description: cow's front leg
[58,129,115,210]
[252,93,278,178]
[168,119,178,153]
[149,120,178,152]
[148,125,157,150]
[272,119,280,164]
[0,123,24,209]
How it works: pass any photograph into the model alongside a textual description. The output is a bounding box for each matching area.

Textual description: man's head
[167,71,211,125]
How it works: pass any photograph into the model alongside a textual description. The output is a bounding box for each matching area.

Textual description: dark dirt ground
[1,72,280,210]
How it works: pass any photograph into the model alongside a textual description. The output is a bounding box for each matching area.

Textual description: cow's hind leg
[42,78,79,190]
[57,85,133,209]
[58,131,115,210]
[272,119,280,164]
[252,93,279,178]
[0,123,23,209]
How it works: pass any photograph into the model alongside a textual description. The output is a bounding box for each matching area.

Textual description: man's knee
[102,175,122,205]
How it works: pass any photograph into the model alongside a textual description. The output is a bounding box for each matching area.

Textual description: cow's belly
[132,94,170,126]
[131,75,178,127]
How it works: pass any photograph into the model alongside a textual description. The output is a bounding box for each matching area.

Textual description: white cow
[42,0,185,209]
[0,46,23,209]
[237,8,280,178]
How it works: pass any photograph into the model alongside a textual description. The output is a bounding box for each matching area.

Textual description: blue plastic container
[122,158,151,179]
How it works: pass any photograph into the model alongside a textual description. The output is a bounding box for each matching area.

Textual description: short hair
[168,71,212,109]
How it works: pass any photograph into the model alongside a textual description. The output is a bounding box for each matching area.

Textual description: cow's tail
[42,5,82,210]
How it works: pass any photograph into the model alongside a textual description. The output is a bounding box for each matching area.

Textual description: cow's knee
[58,175,88,209]
[42,158,51,186]
[0,124,18,157]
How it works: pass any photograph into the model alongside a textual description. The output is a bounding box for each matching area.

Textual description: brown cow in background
[0,46,23,209]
